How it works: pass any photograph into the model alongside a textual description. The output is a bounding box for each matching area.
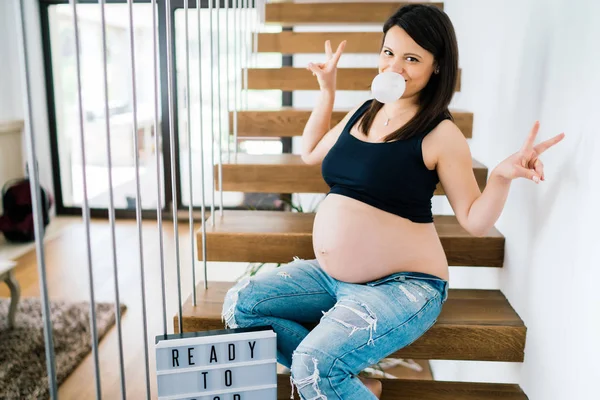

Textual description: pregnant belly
[312,194,448,283]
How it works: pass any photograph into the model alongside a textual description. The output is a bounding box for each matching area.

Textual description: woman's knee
[290,346,340,399]
[290,348,328,400]
[221,278,254,329]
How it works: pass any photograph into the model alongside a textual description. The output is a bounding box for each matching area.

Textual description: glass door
[46,2,164,212]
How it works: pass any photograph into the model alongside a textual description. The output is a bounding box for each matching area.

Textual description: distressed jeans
[222,258,448,400]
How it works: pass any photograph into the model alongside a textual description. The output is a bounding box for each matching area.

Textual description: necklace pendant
[384,119,389,126]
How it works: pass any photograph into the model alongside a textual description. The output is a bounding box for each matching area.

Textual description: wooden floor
[0,217,432,399]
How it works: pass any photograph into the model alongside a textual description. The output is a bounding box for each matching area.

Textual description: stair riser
[230,110,473,139]
[197,234,505,267]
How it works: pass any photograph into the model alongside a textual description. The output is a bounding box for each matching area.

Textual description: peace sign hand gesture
[306,40,347,92]
[494,121,565,184]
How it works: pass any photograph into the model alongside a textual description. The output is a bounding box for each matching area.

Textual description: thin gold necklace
[382,105,413,126]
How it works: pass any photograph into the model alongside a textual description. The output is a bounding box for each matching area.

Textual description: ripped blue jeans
[222,258,448,400]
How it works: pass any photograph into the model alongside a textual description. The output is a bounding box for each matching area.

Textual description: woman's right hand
[306,40,347,92]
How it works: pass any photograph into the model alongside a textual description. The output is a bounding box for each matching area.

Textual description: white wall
[438,1,600,398]
[0,0,55,202]
[292,0,600,398]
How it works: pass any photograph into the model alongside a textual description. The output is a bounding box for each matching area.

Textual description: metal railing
[14,0,265,398]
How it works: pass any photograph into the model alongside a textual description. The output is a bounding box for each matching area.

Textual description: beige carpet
[0,297,125,399]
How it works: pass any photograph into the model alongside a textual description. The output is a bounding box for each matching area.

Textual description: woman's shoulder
[423,116,469,165]
[428,112,460,138]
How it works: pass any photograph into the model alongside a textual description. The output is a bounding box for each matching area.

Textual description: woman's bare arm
[301,99,360,165]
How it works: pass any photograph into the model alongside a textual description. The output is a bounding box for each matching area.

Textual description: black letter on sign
[228,343,236,361]
[202,371,208,389]
[210,345,218,363]
[248,341,256,359]
[234,395,241,400]
[213,397,220,400]
[188,347,195,366]
[225,370,233,387]
[172,349,179,367]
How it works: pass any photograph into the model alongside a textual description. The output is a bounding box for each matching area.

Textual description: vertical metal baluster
[197,0,208,290]
[225,0,230,163]
[184,0,197,306]
[216,0,224,215]
[165,0,184,335]
[244,0,249,109]
[209,0,216,225]
[15,1,57,398]
[126,1,151,397]
[239,0,245,110]
[151,0,168,337]
[98,1,126,398]
[69,0,102,398]
[252,0,259,68]
[233,0,239,158]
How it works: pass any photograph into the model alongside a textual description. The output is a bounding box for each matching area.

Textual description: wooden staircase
[195,211,505,266]
[216,153,487,194]
[179,1,528,398]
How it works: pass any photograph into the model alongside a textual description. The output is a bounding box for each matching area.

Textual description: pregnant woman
[222,4,564,399]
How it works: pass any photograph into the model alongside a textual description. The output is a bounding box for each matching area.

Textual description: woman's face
[378,26,437,99]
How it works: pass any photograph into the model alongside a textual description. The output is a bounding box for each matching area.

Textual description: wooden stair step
[248,67,461,92]
[275,375,528,399]
[231,108,473,138]
[176,282,525,362]
[196,210,505,267]
[217,154,488,196]
[257,31,387,54]
[265,2,444,25]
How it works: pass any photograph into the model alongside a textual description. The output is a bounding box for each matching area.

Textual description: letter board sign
[155,326,277,400]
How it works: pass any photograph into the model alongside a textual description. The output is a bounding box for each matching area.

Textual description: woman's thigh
[223,258,338,327]
[293,277,444,376]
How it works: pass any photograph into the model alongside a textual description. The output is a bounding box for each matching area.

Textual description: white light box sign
[155,326,278,400]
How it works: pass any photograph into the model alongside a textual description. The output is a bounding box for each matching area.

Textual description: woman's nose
[391,59,406,73]
[383,60,404,74]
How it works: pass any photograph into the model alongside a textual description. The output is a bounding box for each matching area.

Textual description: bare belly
[312,194,449,283]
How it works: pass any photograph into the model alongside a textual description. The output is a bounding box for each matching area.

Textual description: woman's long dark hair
[358,4,459,142]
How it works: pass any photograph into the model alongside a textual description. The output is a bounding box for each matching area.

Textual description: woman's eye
[406,57,419,62]
[384,50,393,56]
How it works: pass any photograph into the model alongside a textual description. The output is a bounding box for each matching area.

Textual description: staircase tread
[227,153,309,166]
[231,109,474,139]
[225,153,487,170]
[238,106,472,113]
[202,210,503,239]
[265,2,445,25]
[248,67,461,91]
[275,375,528,399]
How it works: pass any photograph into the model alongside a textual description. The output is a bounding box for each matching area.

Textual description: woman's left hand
[493,121,565,184]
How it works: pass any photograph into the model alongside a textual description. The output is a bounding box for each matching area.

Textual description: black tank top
[321,99,448,223]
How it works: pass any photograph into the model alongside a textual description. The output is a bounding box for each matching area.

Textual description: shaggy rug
[0,297,126,399]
